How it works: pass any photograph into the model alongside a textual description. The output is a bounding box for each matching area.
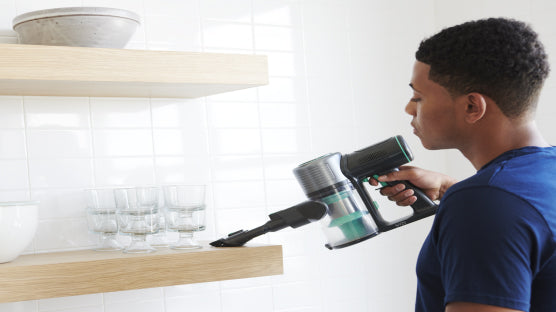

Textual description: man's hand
[369,166,457,206]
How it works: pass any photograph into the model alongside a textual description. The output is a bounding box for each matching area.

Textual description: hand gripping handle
[382,179,437,214]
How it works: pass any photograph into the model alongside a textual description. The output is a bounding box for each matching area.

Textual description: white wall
[0,0,554,312]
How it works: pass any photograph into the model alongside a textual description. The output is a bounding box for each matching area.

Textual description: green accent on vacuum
[322,191,350,205]
[395,136,411,162]
[373,174,388,187]
[328,210,371,241]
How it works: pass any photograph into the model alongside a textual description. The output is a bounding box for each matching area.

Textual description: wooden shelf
[0,44,268,98]
[0,243,282,303]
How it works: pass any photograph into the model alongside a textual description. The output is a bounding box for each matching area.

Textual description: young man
[372,18,556,312]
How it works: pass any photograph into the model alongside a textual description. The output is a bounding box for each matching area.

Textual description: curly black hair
[416,18,550,118]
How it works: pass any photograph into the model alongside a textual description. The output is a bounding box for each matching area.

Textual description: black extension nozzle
[210,201,327,247]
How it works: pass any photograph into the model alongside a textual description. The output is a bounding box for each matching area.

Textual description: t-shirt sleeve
[435,186,545,311]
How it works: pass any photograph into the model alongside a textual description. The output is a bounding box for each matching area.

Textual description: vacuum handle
[353,174,438,232]
[382,179,437,213]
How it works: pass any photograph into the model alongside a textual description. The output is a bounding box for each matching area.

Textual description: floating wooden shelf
[0,243,283,303]
[0,44,268,98]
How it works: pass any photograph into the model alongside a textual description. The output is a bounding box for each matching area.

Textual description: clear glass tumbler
[163,185,206,249]
[115,186,160,253]
[84,188,123,251]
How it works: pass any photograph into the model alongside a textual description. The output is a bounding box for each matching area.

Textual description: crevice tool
[210,201,327,247]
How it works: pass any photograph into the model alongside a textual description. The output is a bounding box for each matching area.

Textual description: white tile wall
[1,0,556,311]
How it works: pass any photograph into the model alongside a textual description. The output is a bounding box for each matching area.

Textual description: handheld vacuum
[211,135,438,249]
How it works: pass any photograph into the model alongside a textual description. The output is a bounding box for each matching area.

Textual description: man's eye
[410,98,422,102]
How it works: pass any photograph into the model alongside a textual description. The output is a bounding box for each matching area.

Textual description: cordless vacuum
[211,135,438,249]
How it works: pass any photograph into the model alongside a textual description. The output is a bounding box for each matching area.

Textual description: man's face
[406,61,463,150]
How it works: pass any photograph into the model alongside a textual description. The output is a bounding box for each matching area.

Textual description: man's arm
[369,165,458,205]
[447,302,523,312]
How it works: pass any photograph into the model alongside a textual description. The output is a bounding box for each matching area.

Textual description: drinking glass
[84,188,123,251]
[115,186,160,253]
[163,185,206,249]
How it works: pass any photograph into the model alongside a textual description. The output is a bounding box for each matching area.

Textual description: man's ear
[464,92,487,124]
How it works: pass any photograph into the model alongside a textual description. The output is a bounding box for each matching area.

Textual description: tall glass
[115,186,160,253]
[84,188,123,251]
[163,185,206,249]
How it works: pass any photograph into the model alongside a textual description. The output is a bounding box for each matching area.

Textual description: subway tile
[145,16,202,52]
[154,156,211,185]
[0,159,29,189]
[207,102,260,128]
[219,274,273,290]
[0,2,15,35]
[93,130,153,157]
[273,256,321,284]
[272,281,323,311]
[253,0,302,27]
[261,128,311,154]
[301,0,348,32]
[310,127,358,155]
[151,98,206,128]
[210,129,262,155]
[0,96,24,128]
[0,300,37,312]
[153,128,209,156]
[144,0,199,17]
[28,158,93,189]
[15,1,82,15]
[27,130,91,159]
[24,97,90,129]
[257,77,307,103]
[164,286,221,312]
[259,101,309,128]
[38,294,102,312]
[264,179,304,206]
[203,21,253,50]
[200,0,252,23]
[221,286,273,312]
[32,188,87,220]
[80,0,144,15]
[206,83,259,102]
[0,190,30,202]
[212,181,265,209]
[104,299,164,312]
[35,218,91,251]
[211,155,264,181]
[263,155,309,180]
[93,157,155,187]
[0,129,26,159]
[164,281,220,298]
[254,25,303,52]
[262,51,304,77]
[103,288,163,304]
[90,98,151,129]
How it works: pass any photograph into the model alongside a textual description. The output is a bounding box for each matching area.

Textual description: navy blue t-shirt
[416,146,556,312]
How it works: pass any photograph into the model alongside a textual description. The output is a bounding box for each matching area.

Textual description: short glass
[115,186,160,253]
[84,188,123,251]
[163,185,206,249]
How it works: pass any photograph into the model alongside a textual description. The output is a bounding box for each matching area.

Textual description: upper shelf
[0,44,268,98]
[0,242,283,303]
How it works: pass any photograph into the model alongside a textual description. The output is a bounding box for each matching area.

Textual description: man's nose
[405,100,416,116]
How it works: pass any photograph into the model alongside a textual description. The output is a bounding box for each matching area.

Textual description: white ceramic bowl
[12,7,141,48]
[0,201,39,263]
